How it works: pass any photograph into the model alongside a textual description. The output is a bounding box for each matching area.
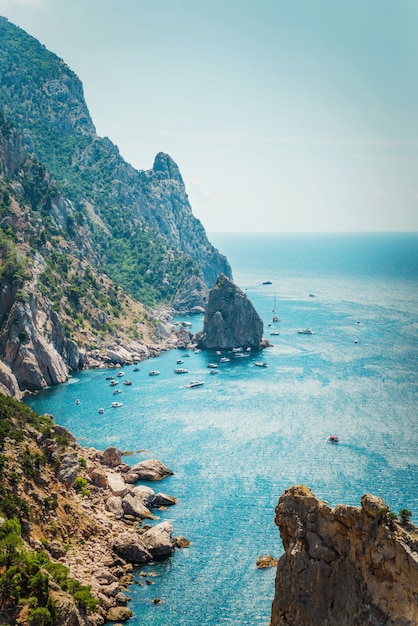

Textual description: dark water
[26,233,418,625]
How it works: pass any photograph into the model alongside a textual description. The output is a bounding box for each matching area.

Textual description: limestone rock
[106,472,129,497]
[121,493,154,520]
[152,492,177,507]
[106,606,133,622]
[141,521,175,559]
[102,447,123,468]
[194,273,269,350]
[270,485,418,626]
[57,453,79,484]
[124,459,173,483]
[132,485,155,506]
[112,532,152,564]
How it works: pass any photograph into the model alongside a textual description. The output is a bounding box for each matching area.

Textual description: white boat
[109,380,118,386]
[113,389,122,395]
[220,357,230,363]
[186,381,204,388]
[326,435,339,444]
[98,408,104,414]
[255,361,268,368]
[298,329,315,335]
[232,347,243,353]
[210,370,219,375]
[234,352,249,358]
[111,401,123,408]
[207,363,218,369]
[175,368,189,374]
[149,370,160,376]
[117,371,125,377]
[270,331,280,336]
[123,380,133,385]
[75,399,80,405]
[176,359,184,364]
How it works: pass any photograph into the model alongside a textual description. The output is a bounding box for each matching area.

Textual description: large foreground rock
[270,485,418,626]
[194,273,268,350]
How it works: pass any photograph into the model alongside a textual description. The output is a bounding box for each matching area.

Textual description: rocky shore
[0,407,189,625]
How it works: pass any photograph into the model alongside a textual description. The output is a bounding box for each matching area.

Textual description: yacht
[186,381,204,388]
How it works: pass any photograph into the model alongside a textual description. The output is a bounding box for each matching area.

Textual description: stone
[102,447,123,468]
[56,453,79,484]
[141,521,174,559]
[121,493,155,520]
[106,472,129,497]
[152,492,177,507]
[106,606,133,622]
[112,533,152,564]
[124,459,173,483]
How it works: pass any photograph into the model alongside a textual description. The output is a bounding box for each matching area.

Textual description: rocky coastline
[0,406,189,625]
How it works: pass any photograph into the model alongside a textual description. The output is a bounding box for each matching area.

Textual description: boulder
[106,472,129,497]
[124,459,173,483]
[141,521,174,559]
[121,493,154,520]
[102,447,123,468]
[56,453,79,484]
[152,492,177,507]
[132,485,155,506]
[112,532,152,564]
[106,606,133,622]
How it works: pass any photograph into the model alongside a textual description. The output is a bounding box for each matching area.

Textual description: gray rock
[124,459,173,483]
[57,453,79,484]
[121,493,154,520]
[112,533,152,564]
[152,492,177,507]
[141,521,174,559]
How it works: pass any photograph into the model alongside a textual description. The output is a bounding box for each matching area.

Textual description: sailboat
[272,292,280,323]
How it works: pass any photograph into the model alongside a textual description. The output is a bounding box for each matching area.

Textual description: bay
[26,232,418,625]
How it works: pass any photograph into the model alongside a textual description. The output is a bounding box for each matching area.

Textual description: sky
[0,0,417,233]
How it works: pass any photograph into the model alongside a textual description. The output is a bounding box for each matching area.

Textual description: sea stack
[270,485,418,626]
[194,273,268,350]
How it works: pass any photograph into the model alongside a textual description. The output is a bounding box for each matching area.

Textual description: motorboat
[110,401,123,408]
[326,435,339,444]
[123,380,133,385]
[175,368,189,374]
[149,370,160,376]
[270,331,280,336]
[109,380,118,386]
[98,408,104,414]
[298,329,315,335]
[220,357,230,363]
[113,389,122,395]
[207,363,218,369]
[75,399,80,405]
[255,361,268,368]
[186,381,204,388]
[117,371,125,377]
[176,359,184,364]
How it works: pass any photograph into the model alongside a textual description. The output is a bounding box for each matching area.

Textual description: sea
[25,232,418,626]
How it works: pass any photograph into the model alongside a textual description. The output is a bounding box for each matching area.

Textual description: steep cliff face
[195,273,268,350]
[0,16,231,304]
[271,485,418,626]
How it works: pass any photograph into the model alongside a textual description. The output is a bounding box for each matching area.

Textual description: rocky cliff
[270,485,418,626]
[0,16,232,397]
[0,393,187,625]
[0,16,231,304]
[195,273,269,350]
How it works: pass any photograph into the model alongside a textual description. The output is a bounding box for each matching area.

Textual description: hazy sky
[1,0,418,232]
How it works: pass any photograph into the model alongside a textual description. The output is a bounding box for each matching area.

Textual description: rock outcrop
[194,273,270,350]
[270,485,418,626]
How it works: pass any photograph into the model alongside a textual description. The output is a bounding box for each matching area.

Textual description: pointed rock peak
[153,152,183,183]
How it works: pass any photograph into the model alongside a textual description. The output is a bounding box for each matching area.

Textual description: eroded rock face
[194,273,269,351]
[124,459,173,483]
[270,485,418,626]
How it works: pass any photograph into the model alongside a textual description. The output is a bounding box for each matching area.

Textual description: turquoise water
[26,233,418,625]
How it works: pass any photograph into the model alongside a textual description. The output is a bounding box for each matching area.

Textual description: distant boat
[262,281,272,285]
[175,368,189,374]
[113,389,122,395]
[220,357,230,363]
[210,370,219,375]
[298,329,315,335]
[133,367,140,372]
[105,375,114,380]
[326,435,339,444]
[176,359,184,364]
[123,380,133,385]
[255,362,268,368]
[117,371,125,377]
[111,401,123,408]
[186,381,204,388]
[270,331,280,336]
[309,293,316,298]
[272,292,280,322]
[75,399,80,405]
[207,363,218,369]
[109,380,118,386]
[98,408,104,414]
[149,370,160,376]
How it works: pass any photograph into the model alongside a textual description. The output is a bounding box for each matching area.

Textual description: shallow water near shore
[26,232,418,625]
